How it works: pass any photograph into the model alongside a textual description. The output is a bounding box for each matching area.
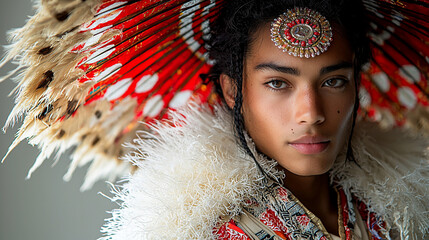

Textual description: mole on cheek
[337,110,340,114]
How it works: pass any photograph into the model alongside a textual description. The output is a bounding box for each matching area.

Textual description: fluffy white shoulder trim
[100,105,278,239]
[100,104,429,239]
[332,122,429,239]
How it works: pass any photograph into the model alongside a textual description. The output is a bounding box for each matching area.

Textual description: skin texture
[220,23,355,235]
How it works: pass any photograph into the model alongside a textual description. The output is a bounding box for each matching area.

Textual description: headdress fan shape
[1,0,428,189]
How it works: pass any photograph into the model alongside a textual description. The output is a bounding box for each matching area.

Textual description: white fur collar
[100,104,429,240]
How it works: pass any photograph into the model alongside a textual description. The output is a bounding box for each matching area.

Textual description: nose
[294,87,325,125]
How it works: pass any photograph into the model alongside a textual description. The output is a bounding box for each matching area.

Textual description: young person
[100,1,429,239]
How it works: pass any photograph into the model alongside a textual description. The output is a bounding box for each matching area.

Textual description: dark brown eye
[267,80,288,89]
[324,78,347,88]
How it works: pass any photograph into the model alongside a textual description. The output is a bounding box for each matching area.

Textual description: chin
[288,167,331,177]
[298,169,331,177]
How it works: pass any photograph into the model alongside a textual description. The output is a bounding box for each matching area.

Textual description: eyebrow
[254,61,353,76]
[319,61,353,75]
[254,63,300,75]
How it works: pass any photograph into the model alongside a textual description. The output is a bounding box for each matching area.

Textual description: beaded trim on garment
[216,181,391,240]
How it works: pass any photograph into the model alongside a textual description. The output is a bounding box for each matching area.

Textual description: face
[221,23,355,176]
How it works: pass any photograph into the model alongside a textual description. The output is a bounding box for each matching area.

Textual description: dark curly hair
[207,0,371,165]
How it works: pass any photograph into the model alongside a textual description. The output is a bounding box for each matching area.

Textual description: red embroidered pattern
[356,201,390,240]
[277,187,289,202]
[260,209,288,233]
[296,214,311,228]
[216,220,251,240]
[338,188,354,239]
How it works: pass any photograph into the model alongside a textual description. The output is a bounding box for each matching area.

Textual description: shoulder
[100,104,263,239]
[332,121,429,238]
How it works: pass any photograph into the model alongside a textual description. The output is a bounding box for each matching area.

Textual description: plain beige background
[0,1,117,239]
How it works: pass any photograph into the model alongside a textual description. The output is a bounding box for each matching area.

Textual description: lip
[288,135,330,154]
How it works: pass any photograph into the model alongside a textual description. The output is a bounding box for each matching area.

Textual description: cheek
[327,90,356,139]
[336,99,354,122]
[242,82,289,127]
[242,83,267,133]
[241,82,284,148]
[326,85,355,116]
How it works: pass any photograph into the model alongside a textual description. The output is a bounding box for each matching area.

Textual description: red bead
[296,20,300,24]
[291,37,296,42]
[301,41,306,47]
[314,31,320,36]
[308,39,313,44]
[287,23,293,28]
[286,35,291,40]
[301,19,304,24]
[305,19,310,24]
[312,37,317,41]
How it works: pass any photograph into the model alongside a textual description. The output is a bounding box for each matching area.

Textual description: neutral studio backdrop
[0,1,117,239]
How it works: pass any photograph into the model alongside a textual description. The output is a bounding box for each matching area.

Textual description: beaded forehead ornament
[271,7,333,58]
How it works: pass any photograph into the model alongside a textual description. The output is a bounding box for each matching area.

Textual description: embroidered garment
[216,181,390,240]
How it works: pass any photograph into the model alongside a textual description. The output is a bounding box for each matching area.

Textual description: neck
[283,172,332,204]
[282,171,339,235]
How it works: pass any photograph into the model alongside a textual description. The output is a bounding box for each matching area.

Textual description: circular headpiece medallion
[271,7,333,58]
